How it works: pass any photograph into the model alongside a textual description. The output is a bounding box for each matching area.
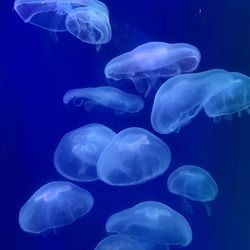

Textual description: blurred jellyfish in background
[63,86,144,114]
[97,127,171,186]
[106,201,192,247]
[151,69,234,134]
[54,123,115,182]
[94,234,144,250]
[14,0,112,47]
[167,165,218,215]
[19,181,94,234]
[65,0,112,49]
[204,71,250,122]
[104,42,201,97]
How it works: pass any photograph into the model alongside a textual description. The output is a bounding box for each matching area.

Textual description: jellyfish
[97,127,171,186]
[106,201,192,247]
[19,181,94,234]
[94,234,144,250]
[167,165,218,215]
[151,69,234,134]
[104,42,201,97]
[54,123,115,182]
[204,71,250,121]
[63,86,144,114]
[65,0,112,48]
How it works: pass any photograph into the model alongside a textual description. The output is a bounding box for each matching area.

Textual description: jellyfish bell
[104,42,201,97]
[65,0,112,48]
[167,165,218,215]
[106,201,192,247]
[19,181,94,234]
[151,69,234,134]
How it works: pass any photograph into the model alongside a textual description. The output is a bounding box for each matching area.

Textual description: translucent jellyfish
[106,201,192,247]
[94,234,144,250]
[204,72,250,121]
[65,0,112,47]
[19,181,94,234]
[14,0,79,31]
[104,42,201,97]
[54,123,115,182]
[97,127,171,186]
[167,165,218,215]
[63,86,144,114]
[151,69,234,134]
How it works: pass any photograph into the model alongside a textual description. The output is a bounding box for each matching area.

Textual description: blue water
[1,0,250,249]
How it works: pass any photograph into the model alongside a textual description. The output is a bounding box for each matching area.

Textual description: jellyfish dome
[106,201,192,247]
[97,127,171,186]
[204,71,250,120]
[167,165,218,202]
[63,86,144,114]
[94,234,144,250]
[54,123,116,182]
[151,69,234,134]
[104,42,201,97]
[19,181,94,234]
[65,0,112,45]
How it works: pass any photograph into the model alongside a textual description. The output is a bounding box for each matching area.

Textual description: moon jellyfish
[65,0,111,48]
[63,86,144,114]
[151,69,233,134]
[94,234,144,250]
[19,181,94,234]
[54,123,115,182]
[106,201,192,247]
[97,127,171,186]
[14,0,77,31]
[204,71,250,121]
[104,42,201,97]
[167,165,218,215]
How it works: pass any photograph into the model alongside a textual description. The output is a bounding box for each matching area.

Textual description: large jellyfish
[106,201,192,247]
[65,0,112,47]
[167,165,218,215]
[151,69,234,134]
[204,71,250,121]
[97,127,171,186]
[63,86,144,114]
[94,234,144,250]
[19,181,94,234]
[104,42,201,97]
[54,123,115,182]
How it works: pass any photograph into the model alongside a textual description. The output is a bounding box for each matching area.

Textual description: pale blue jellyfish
[151,69,233,134]
[104,42,201,97]
[65,0,112,47]
[204,72,250,121]
[97,127,171,186]
[19,181,94,234]
[54,123,115,182]
[106,201,192,247]
[63,86,144,114]
[167,165,218,215]
[94,234,144,250]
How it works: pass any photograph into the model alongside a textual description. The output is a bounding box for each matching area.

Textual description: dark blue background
[1,0,250,249]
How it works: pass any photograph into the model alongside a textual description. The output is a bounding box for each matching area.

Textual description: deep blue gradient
[1,0,250,250]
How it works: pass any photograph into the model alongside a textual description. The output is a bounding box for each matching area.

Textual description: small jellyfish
[63,86,144,114]
[19,181,94,234]
[204,71,250,121]
[106,201,192,247]
[104,42,201,97]
[54,123,115,182]
[97,127,171,186]
[167,165,218,215]
[94,234,144,250]
[151,69,233,134]
[65,0,111,48]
